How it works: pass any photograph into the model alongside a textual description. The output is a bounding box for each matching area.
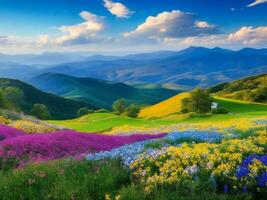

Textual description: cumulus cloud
[37,11,105,46]
[103,0,132,18]
[247,0,267,7]
[123,10,218,40]
[228,26,267,45]
[54,11,104,45]
[163,26,267,49]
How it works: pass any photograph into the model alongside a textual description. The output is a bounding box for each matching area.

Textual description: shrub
[212,107,229,114]
[77,107,89,117]
[113,99,126,115]
[30,104,50,119]
[124,104,140,118]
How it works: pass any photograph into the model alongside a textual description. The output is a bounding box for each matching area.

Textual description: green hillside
[0,78,96,119]
[214,96,267,113]
[29,73,178,109]
[210,74,267,103]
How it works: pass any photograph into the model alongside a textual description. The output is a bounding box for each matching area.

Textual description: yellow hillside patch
[139,92,190,119]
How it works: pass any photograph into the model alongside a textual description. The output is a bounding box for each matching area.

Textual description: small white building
[211,102,218,109]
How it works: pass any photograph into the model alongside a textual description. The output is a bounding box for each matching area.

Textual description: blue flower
[86,130,224,166]
[260,155,267,165]
[258,172,267,188]
[240,154,261,167]
[236,166,250,179]
[224,184,229,193]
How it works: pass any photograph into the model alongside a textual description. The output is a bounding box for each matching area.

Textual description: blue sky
[0,0,267,53]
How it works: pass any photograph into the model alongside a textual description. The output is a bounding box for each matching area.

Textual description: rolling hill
[210,74,267,103]
[0,78,96,119]
[29,73,178,109]
[139,92,190,118]
[139,92,267,119]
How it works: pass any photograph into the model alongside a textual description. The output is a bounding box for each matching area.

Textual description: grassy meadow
[49,96,267,134]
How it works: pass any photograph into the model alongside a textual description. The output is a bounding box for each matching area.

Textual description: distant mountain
[0,78,96,119]
[1,47,267,89]
[210,74,267,103]
[0,52,92,65]
[0,62,38,80]
[29,73,178,109]
[39,47,267,89]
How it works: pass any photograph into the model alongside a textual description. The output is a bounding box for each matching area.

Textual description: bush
[212,107,229,114]
[113,99,126,115]
[124,104,140,118]
[30,104,50,120]
[77,107,89,117]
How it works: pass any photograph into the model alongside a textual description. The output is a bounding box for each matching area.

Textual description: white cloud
[247,0,267,7]
[195,21,215,28]
[162,26,267,49]
[37,35,51,46]
[123,10,218,40]
[38,11,105,46]
[0,35,10,45]
[228,26,267,45]
[54,11,104,45]
[103,0,132,18]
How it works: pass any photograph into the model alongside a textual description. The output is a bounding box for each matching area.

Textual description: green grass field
[49,96,267,133]
[214,96,267,113]
[49,113,178,133]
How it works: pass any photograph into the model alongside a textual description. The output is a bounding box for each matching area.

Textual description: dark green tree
[252,86,267,103]
[4,87,24,109]
[30,104,51,119]
[181,88,213,114]
[124,104,140,118]
[113,99,126,115]
[0,89,7,108]
[77,107,91,117]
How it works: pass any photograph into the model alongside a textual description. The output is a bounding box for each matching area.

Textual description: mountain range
[29,73,178,109]
[0,47,267,89]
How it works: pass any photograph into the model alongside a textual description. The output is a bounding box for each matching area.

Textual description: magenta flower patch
[0,125,166,162]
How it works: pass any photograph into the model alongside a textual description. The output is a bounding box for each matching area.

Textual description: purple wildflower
[0,125,25,140]
[0,126,166,162]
